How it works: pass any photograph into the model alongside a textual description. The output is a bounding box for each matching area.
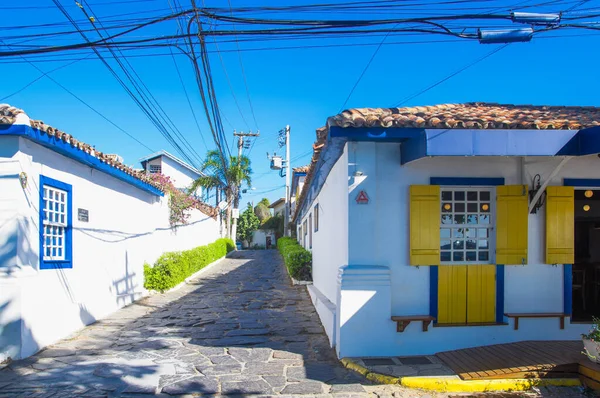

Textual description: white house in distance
[269,198,286,217]
[0,104,220,362]
[291,166,308,219]
[140,150,215,203]
[293,103,600,359]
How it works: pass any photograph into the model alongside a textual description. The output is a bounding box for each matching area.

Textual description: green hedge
[277,237,312,281]
[144,238,235,292]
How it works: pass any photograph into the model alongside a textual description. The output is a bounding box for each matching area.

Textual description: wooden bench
[504,313,568,330]
[391,315,435,332]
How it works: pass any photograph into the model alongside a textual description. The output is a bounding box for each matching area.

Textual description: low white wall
[307,284,336,346]
[249,230,275,248]
[0,137,220,361]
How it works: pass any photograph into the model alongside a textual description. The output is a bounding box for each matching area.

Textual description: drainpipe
[528,156,572,214]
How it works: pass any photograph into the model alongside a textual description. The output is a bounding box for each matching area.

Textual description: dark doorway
[573,189,600,322]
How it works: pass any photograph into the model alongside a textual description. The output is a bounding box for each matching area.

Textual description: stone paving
[0,250,592,397]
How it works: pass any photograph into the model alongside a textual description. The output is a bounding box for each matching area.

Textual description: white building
[140,150,216,203]
[0,104,221,362]
[269,198,286,217]
[290,166,308,219]
[293,103,600,358]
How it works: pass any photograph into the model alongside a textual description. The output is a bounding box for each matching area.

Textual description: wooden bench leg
[422,320,431,332]
[560,316,565,329]
[397,320,411,332]
[514,317,519,330]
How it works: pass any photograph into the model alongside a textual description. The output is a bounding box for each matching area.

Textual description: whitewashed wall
[298,149,348,345]
[159,156,201,193]
[249,229,275,248]
[300,139,595,357]
[0,137,220,361]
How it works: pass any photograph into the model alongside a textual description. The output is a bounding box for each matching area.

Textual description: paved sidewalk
[0,250,590,397]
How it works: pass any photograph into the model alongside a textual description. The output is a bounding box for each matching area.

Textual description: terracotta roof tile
[293,165,310,173]
[327,103,600,130]
[293,102,600,222]
[1,104,219,218]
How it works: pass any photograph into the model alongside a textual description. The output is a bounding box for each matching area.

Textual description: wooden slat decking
[436,341,583,380]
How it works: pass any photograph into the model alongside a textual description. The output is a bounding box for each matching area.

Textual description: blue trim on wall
[563,178,600,187]
[430,266,439,322]
[496,265,505,323]
[1,124,163,196]
[430,177,505,186]
[39,175,73,270]
[329,126,422,142]
[564,264,573,315]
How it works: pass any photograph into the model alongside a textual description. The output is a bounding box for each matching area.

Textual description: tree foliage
[237,202,260,243]
[261,214,284,239]
[189,150,252,239]
[254,200,271,223]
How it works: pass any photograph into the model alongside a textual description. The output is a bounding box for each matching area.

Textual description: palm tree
[189,149,252,240]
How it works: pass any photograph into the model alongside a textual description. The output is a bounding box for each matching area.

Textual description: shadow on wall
[0,251,360,395]
[74,215,215,244]
[112,251,139,307]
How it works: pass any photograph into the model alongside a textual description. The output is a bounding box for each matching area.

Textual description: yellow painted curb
[340,358,581,393]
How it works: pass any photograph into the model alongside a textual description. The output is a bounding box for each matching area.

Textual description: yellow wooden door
[438,265,496,324]
[410,185,441,266]
[438,265,467,324]
[496,185,528,265]
[466,265,496,323]
[546,186,574,264]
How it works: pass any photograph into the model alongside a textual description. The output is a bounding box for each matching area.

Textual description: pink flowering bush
[148,173,217,227]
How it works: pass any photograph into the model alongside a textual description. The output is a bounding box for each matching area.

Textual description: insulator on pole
[478,28,533,44]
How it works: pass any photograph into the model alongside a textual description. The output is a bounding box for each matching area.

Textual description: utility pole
[231,130,259,243]
[284,125,291,237]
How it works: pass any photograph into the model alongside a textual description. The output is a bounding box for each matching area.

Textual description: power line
[0,40,155,152]
[63,0,204,167]
[227,0,260,133]
[391,43,509,107]
[0,55,91,101]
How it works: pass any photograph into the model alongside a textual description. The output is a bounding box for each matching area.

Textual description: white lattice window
[149,164,161,174]
[43,186,68,260]
[440,188,494,264]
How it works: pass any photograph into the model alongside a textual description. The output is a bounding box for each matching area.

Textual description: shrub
[144,237,235,292]
[277,237,312,281]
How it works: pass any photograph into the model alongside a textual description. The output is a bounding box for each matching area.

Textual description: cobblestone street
[0,251,591,397]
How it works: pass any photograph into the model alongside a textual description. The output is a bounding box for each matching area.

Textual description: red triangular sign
[356,190,369,204]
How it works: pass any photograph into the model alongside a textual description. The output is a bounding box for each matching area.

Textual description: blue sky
[1,0,599,205]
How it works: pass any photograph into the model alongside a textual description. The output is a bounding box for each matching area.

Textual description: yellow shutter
[466,265,496,323]
[438,265,467,324]
[410,185,440,266]
[496,185,529,265]
[546,186,574,264]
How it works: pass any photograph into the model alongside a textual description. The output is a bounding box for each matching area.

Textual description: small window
[314,204,319,232]
[39,176,72,269]
[440,187,493,264]
[309,214,313,249]
[149,164,161,174]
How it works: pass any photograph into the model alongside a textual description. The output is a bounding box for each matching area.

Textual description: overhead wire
[391,43,510,107]
[79,0,205,167]
[0,39,155,152]
[52,0,201,167]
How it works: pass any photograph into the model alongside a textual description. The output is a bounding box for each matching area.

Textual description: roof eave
[3,124,164,197]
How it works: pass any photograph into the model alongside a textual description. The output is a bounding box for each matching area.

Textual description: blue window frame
[39,175,73,270]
